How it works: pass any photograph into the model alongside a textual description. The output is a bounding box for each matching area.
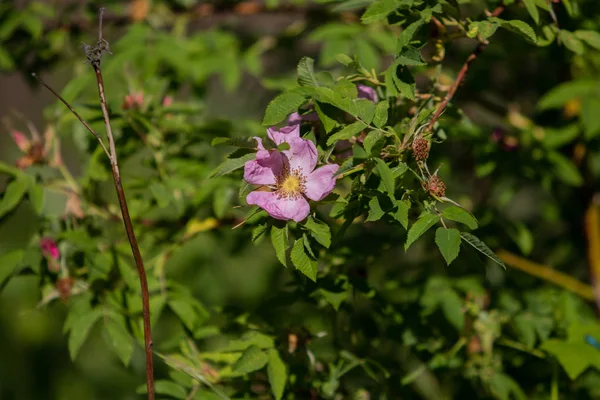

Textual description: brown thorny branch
[424,6,505,134]
[33,8,156,400]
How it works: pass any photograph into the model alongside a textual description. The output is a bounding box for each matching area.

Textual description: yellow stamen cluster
[275,165,306,200]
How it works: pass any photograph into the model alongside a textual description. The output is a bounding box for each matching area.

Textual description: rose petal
[267,124,300,146]
[357,84,378,103]
[285,138,318,174]
[304,164,339,201]
[244,149,282,185]
[247,191,310,222]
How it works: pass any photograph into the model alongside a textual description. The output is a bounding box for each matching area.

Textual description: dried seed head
[412,137,430,161]
[428,175,446,198]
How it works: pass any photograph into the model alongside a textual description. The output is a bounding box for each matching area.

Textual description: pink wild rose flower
[40,237,60,260]
[244,125,339,222]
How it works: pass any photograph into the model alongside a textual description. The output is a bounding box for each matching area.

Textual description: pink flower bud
[11,130,31,152]
[162,96,173,107]
[357,84,378,103]
[40,237,60,260]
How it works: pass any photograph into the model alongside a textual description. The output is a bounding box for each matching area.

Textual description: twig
[425,6,504,133]
[498,250,595,302]
[31,73,110,158]
[37,8,156,400]
[584,194,600,313]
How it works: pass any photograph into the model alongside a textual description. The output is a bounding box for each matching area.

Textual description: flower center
[275,165,306,200]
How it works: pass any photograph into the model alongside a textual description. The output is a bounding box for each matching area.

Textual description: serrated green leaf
[396,46,426,66]
[327,121,367,145]
[397,20,424,51]
[233,345,269,374]
[252,223,269,243]
[152,381,188,399]
[442,206,478,229]
[297,57,320,87]
[522,0,539,24]
[104,318,133,366]
[268,349,287,400]
[0,178,29,219]
[392,199,409,229]
[367,196,385,222]
[405,212,438,250]
[271,225,289,267]
[490,18,537,43]
[356,99,376,124]
[460,232,505,269]
[361,0,400,24]
[541,340,600,380]
[467,21,499,39]
[210,152,255,178]
[373,100,389,128]
[363,130,384,156]
[169,297,208,331]
[291,239,317,281]
[314,102,338,133]
[435,227,461,265]
[68,308,103,360]
[303,217,331,248]
[262,92,306,126]
[375,159,395,196]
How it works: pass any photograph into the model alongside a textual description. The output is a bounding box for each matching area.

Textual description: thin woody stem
[425,6,504,134]
[91,10,155,400]
[31,73,111,159]
[36,9,156,400]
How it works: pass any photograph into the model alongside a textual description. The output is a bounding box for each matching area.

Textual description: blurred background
[1,0,600,399]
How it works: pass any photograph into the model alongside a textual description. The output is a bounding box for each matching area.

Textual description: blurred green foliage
[1,0,600,399]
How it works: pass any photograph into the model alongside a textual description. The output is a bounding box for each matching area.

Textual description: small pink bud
[162,96,173,107]
[11,130,31,152]
[40,237,60,260]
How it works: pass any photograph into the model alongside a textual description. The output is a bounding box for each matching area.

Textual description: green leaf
[581,96,600,139]
[363,130,385,155]
[405,212,438,250]
[467,21,499,39]
[547,151,583,186]
[211,136,258,148]
[559,30,584,55]
[314,102,338,133]
[541,340,600,380]
[291,239,317,282]
[375,159,395,196]
[28,184,45,215]
[440,288,465,331]
[356,99,376,124]
[210,153,256,178]
[169,297,207,331]
[233,345,269,374]
[104,318,134,366]
[361,0,400,24]
[373,100,389,128]
[271,225,289,267]
[252,223,269,243]
[326,121,367,145]
[262,92,306,126]
[68,308,103,360]
[575,30,600,51]
[396,46,426,66]
[435,227,461,265]
[397,20,424,51]
[267,349,287,400]
[442,206,478,229]
[538,80,598,110]
[152,381,188,399]
[0,178,29,219]
[392,199,409,229]
[460,232,506,269]
[303,217,331,248]
[0,250,24,288]
[318,289,348,311]
[489,18,537,43]
[297,57,320,87]
[522,0,539,24]
[366,196,386,222]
